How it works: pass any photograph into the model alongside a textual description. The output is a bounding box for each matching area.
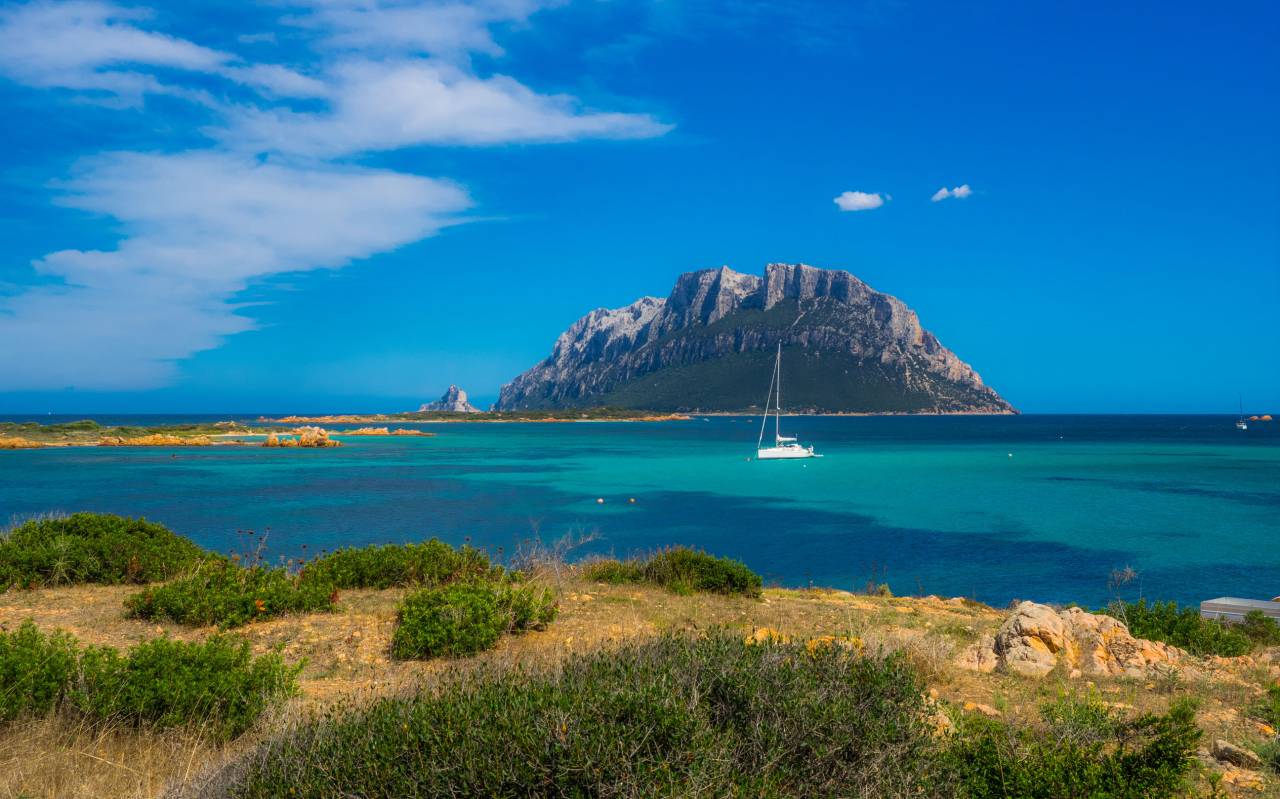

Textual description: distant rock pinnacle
[419,385,482,413]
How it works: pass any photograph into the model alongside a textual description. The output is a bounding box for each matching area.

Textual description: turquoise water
[1,415,1277,606]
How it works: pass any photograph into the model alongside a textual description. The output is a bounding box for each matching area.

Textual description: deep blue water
[1,414,1277,607]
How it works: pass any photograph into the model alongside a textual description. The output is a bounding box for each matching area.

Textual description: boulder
[994,601,1071,677]
[956,602,1182,678]
[1213,739,1263,769]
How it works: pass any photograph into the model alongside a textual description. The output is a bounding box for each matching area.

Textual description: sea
[1,414,1277,608]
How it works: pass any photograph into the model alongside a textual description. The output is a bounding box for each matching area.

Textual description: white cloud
[931,184,973,202]
[0,0,673,390]
[0,153,471,390]
[0,1,224,103]
[0,1,326,103]
[225,59,671,156]
[833,190,885,212]
[286,0,556,59]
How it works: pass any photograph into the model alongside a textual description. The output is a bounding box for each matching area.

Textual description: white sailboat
[1236,396,1248,431]
[756,343,820,460]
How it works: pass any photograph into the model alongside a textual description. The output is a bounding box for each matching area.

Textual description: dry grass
[2,577,1278,798]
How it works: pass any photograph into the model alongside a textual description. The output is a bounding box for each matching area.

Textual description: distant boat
[756,343,820,460]
[1236,396,1248,431]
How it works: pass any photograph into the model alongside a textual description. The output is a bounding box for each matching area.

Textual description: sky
[0,0,1276,414]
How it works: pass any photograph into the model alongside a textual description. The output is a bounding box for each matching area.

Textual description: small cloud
[931,184,973,202]
[833,190,885,212]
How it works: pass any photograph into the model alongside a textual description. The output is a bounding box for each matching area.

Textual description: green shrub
[580,557,644,584]
[1238,610,1280,647]
[0,620,79,720]
[199,631,938,798]
[1256,738,1280,776]
[1107,600,1252,657]
[74,635,299,740]
[300,539,493,590]
[1250,683,1280,728]
[0,621,296,740]
[0,513,211,590]
[126,561,335,628]
[582,547,762,597]
[945,692,1201,798]
[390,580,556,660]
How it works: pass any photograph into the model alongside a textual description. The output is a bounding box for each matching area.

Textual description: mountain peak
[497,263,1013,414]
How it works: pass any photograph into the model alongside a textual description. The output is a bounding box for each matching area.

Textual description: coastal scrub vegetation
[1252,682,1280,728]
[0,513,211,590]
[0,621,296,740]
[193,631,1203,799]
[299,539,495,590]
[581,546,763,597]
[0,620,79,721]
[390,579,556,659]
[0,419,250,446]
[126,561,335,628]
[945,692,1201,798]
[1107,600,1280,657]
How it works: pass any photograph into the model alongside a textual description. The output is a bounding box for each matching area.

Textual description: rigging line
[757,346,777,449]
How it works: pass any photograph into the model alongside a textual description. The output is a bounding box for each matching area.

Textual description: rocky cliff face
[419,385,483,413]
[496,264,1014,414]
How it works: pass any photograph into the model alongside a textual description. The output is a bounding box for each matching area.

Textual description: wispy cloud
[0,153,471,389]
[0,0,673,390]
[931,184,973,202]
[284,0,555,59]
[224,60,671,156]
[0,1,225,104]
[833,190,885,212]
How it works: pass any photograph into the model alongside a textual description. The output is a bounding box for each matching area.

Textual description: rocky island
[418,385,483,413]
[497,263,1014,414]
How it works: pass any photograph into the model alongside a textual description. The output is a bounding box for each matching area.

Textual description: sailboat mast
[774,343,782,441]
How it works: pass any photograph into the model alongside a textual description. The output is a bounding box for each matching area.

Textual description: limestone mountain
[496,263,1013,414]
[419,385,483,413]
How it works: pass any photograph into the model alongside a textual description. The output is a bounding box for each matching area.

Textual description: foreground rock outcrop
[957,601,1182,678]
[497,263,1013,413]
[419,386,482,413]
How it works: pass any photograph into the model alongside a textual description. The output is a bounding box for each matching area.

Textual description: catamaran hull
[756,446,819,460]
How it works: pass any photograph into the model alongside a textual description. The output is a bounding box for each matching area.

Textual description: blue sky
[0,0,1276,414]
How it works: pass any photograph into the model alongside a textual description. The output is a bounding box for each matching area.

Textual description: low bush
[126,561,335,628]
[0,622,296,740]
[945,692,1201,798]
[1238,610,1280,647]
[0,621,79,721]
[299,539,493,590]
[0,513,211,590]
[1107,600,1252,657]
[75,635,299,740]
[582,546,762,597]
[1250,683,1280,728]
[1257,738,1280,776]
[390,580,556,659]
[196,631,939,798]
